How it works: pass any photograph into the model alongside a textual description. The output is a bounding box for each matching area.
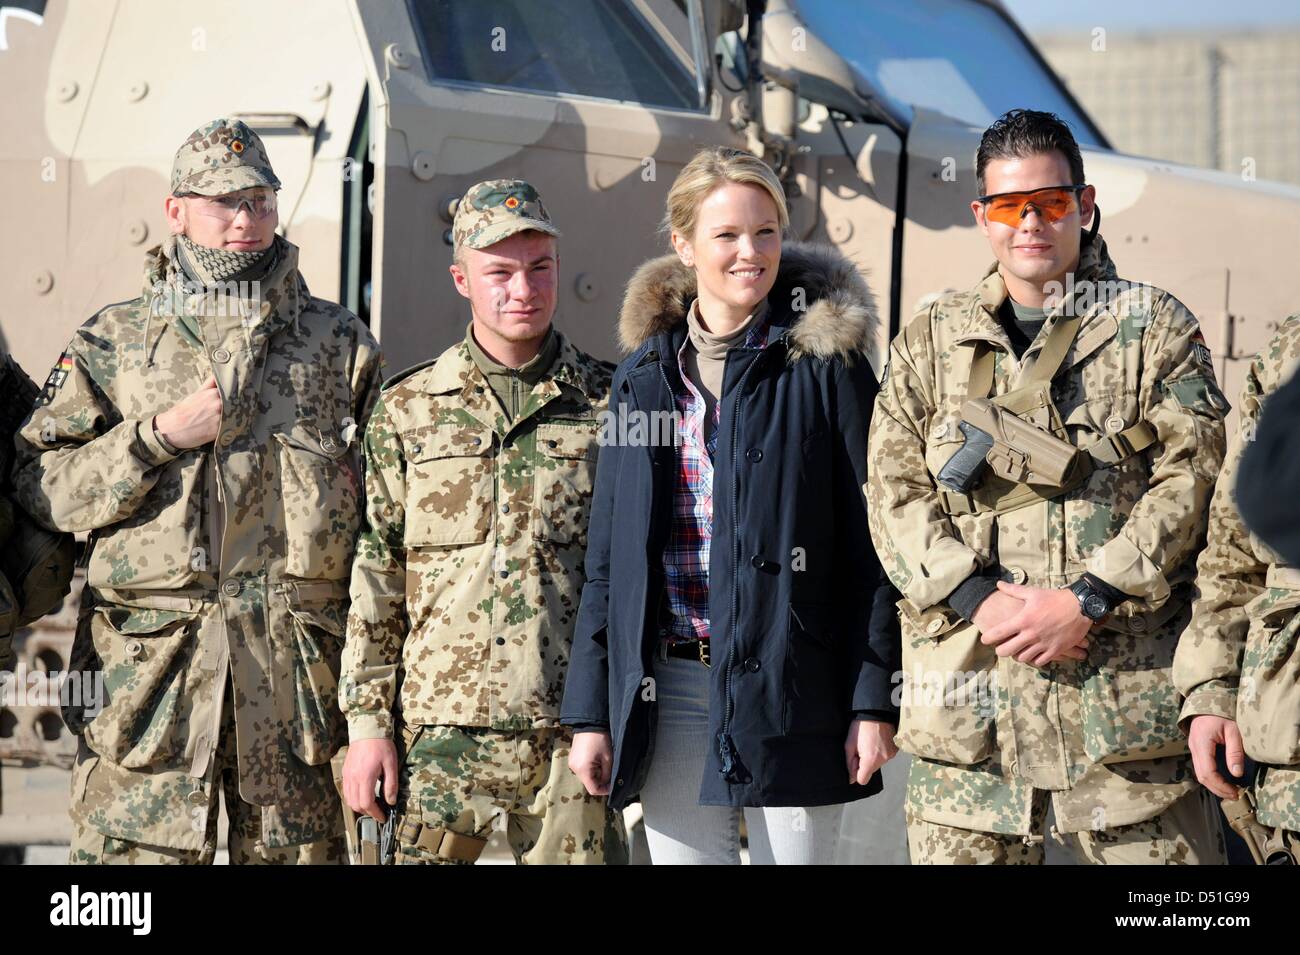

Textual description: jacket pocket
[533,421,599,547]
[281,583,348,766]
[1237,594,1300,765]
[404,424,494,547]
[923,418,966,482]
[1079,665,1187,764]
[83,603,199,769]
[893,598,997,765]
[782,601,845,737]
[276,425,361,580]
[87,450,205,590]
[1062,395,1147,564]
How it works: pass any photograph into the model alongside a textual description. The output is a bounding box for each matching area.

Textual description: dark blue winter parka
[560,243,901,810]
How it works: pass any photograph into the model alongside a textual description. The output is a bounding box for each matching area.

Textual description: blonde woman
[561,147,900,864]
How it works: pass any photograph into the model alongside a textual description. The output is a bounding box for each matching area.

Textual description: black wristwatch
[1068,577,1112,622]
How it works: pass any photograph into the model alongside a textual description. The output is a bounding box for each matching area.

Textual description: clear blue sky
[1003,0,1300,32]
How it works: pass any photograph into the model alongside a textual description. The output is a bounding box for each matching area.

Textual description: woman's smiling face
[674,181,782,324]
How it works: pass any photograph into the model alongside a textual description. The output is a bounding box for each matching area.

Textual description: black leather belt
[660,638,711,667]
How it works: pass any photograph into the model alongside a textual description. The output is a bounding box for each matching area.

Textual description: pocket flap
[1064,314,1118,369]
[1164,374,1230,415]
[405,424,493,462]
[96,605,198,635]
[537,421,599,461]
[274,425,350,462]
[897,596,963,639]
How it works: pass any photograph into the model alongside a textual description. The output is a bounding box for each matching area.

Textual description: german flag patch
[36,352,74,406]
[1191,328,1213,370]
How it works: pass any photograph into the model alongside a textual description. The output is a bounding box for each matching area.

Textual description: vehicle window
[794,0,1103,145]
[407,0,702,110]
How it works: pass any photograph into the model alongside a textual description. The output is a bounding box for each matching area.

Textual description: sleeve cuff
[131,418,181,467]
[854,709,899,727]
[566,722,611,733]
[1178,682,1238,730]
[908,537,982,610]
[1085,535,1170,609]
[946,574,1000,622]
[346,712,394,742]
[1081,573,1131,607]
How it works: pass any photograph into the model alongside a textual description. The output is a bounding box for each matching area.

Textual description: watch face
[1083,594,1109,619]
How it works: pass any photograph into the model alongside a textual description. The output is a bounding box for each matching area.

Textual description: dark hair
[976,109,1085,196]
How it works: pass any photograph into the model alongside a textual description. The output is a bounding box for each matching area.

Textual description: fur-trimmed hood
[617,241,878,362]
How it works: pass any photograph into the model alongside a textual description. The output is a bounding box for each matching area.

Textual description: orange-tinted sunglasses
[977,185,1085,228]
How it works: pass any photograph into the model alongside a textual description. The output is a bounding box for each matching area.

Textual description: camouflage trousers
[905,786,1226,865]
[69,674,347,865]
[395,723,626,865]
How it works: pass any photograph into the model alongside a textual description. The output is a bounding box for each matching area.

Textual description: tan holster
[394,816,489,863]
[939,311,1156,518]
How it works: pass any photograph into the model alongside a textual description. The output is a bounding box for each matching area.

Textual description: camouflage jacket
[1175,314,1300,831]
[340,327,613,739]
[867,236,1229,834]
[14,235,382,847]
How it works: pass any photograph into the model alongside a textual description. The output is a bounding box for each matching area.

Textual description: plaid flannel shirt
[662,308,773,642]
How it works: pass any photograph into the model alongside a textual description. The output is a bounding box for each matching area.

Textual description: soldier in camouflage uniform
[13,119,384,864]
[1175,314,1300,852]
[867,110,1229,863]
[340,179,625,864]
[1,345,74,671]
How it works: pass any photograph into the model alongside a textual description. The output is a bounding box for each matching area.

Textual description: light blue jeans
[638,654,844,864]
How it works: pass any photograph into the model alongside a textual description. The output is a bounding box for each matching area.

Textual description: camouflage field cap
[171,118,282,196]
[452,179,560,254]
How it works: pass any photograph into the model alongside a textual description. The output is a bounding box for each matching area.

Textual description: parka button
[746,448,762,463]
[320,436,338,453]
[187,788,206,807]
[1105,414,1125,434]
[750,555,764,569]
[933,421,950,440]
[221,579,242,597]
[219,430,236,447]
[124,639,143,659]
[1007,566,1028,585]
[743,656,760,672]
[547,439,558,449]
[495,636,506,645]
[1130,616,1147,632]
[501,504,510,514]
[211,348,231,363]
[499,570,509,579]
[926,617,944,635]
[472,437,482,446]
[616,778,625,786]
